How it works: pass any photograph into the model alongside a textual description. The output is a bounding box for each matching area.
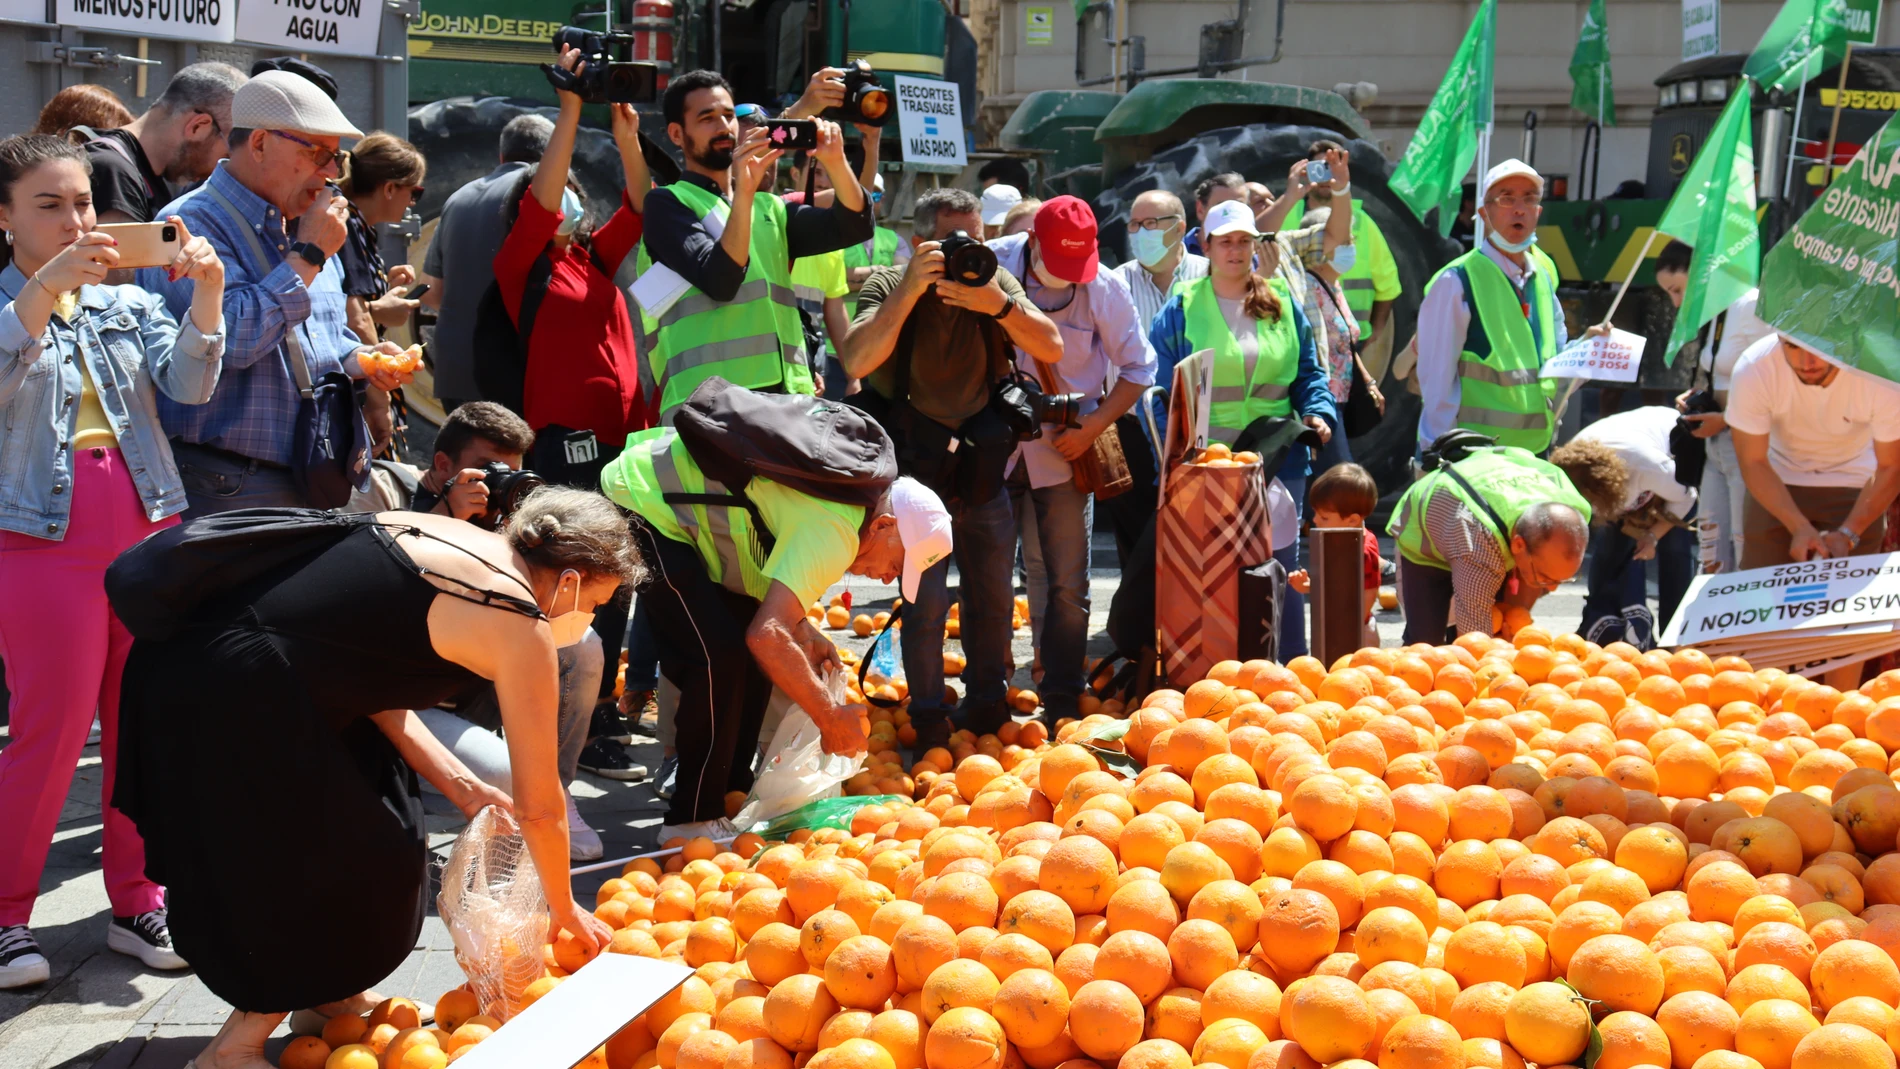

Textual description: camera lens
[161,225,177,241]
[855,86,891,122]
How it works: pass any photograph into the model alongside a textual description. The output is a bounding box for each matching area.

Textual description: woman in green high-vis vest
[1149,199,1338,659]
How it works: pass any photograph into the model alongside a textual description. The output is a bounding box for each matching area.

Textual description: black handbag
[1670,315,1724,489]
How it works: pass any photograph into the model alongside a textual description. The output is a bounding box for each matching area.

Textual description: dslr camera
[545,25,659,104]
[475,462,547,530]
[939,230,998,287]
[827,59,893,127]
[992,372,1084,443]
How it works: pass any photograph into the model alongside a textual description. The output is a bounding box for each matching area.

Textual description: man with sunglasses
[84,62,247,227]
[1415,159,1566,454]
[141,70,414,515]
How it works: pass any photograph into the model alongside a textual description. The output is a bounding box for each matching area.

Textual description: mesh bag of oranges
[435,805,549,1023]
[393,628,1900,1069]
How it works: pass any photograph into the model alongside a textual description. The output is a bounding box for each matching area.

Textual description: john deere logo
[1670,134,1694,176]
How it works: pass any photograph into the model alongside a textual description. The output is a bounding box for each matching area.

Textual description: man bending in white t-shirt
[1726,333,1900,569]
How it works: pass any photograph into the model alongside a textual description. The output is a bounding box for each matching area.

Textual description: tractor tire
[1095,123,1462,492]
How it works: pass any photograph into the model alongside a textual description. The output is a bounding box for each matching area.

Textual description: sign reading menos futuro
[238,0,383,56]
[57,0,234,42]
[1660,553,1900,647]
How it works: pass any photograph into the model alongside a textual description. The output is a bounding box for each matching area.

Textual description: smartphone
[96,221,182,269]
[763,118,819,151]
[403,283,432,301]
[1307,160,1333,186]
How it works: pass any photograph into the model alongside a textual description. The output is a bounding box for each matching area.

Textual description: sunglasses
[268,129,346,171]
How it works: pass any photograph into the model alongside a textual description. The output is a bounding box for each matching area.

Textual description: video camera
[475,462,547,530]
[992,373,1084,443]
[827,59,893,127]
[544,25,659,104]
[939,230,998,287]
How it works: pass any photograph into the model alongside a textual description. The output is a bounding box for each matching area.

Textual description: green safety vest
[602,427,770,599]
[1387,446,1593,570]
[842,227,902,322]
[1336,205,1389,334]
[1181,276,1299,444]
[1429,245,1561,453]
[636,181,813,422]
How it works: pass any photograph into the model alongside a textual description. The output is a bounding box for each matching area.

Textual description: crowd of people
[2,49,1899,1068]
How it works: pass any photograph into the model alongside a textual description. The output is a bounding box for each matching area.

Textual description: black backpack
[472,245,608,417]
[668,377,898,548]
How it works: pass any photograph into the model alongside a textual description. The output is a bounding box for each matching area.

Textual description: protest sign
[1758,109,1900,380]
[238,0,383,56]
[894,75,966,172]
[1660,552,1900,648]
[1683,0,1721,60]
[1542,327,1644,382]
[57,0,234,42]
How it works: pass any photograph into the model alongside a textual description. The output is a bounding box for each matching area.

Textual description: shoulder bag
[1031,354,1133,500]
[1314,276,1385,438]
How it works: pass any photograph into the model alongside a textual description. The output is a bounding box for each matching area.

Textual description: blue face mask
[1330,243,1357,273]
[1130,227,1176,269]
[1491,228,1537,254]
[557,187,585,236]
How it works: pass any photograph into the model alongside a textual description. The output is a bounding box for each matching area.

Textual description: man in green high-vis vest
[1415,159,1567,454]
[636,68,873,424]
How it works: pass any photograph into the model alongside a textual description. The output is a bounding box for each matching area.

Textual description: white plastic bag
[733,668,864,829]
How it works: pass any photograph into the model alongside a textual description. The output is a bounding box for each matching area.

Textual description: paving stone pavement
[0,530,1594,1068]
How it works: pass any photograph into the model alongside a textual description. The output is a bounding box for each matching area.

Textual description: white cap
[231,70,363,139]
[1481,158,1544,200]
[1203,199,1261,238]
[891,477,953,603]
[980,184,1022,226]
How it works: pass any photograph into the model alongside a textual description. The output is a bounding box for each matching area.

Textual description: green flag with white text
[1744,0,1879,93]
[1655,79,1760,363]
[1758,111,1900,381]
[1390,0,1495,235]
[1569,0,1615,126]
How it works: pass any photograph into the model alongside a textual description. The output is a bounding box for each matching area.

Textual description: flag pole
[1600,229,1660,327]
[1821,41,1856,188]
[1475,122,1492,247]
[1782,57,1809,199]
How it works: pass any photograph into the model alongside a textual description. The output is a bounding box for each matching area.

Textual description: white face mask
[1031,247,1073,291]
[557,187,585,237]
[1491,228,1538,254]
[1130,226,1176,269]
[1330,244,1357,274]
[544,568,594,648]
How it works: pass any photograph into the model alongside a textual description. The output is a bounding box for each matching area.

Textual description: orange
[1727,964,1813,1015]
[1689,861,1762,924]
[1595,1011,1673,1069]
[1193,1018,1270,1069]
[825,934,898,1009]
[1659,993,1744,1069]
[1040,836,1119,915]
[921,958,1001,1024]
[1790,1023,1896,1069]
[868,1009,928,1069]
[1068,979,1146,1062]
[281,1036,332,1069]
[1144,986,1206,1049]
[1811,939,1900,1011]
[1256,888,1341,977]
[1503,982,1591,1067]
[1187,879,1264,950]
[322,1016,370,1050]
[1617,826,1691,895]
[1376,1014,1464,1069]
[324,1045,379,1069]
[1093,931,1174,1004]
[892,915,960,992]
[1200,970,1282,1036]
[924,1007,1007,1069]
[1568,934,1667,1015]
[992,968,1072,1049]
[1442,921,1528,989]
[1734,999,1820,1069]
[1356,906,1431,968]
[1280,975,1376,1063]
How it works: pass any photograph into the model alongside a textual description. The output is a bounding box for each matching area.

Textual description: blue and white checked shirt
[142,162,363,466]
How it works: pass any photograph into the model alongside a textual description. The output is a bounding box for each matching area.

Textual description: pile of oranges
[291,625,1900,1069]
[276,992,492,1068]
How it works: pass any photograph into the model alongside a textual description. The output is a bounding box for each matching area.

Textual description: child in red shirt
[1289,463,1385,647]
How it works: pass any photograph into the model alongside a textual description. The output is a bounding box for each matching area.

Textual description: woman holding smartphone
[0,134,224,989]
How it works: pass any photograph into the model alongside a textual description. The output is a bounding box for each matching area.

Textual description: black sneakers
[578,737,648,781]
[592,702,636,746]
[107,909,188,970]
[0,925,48,989]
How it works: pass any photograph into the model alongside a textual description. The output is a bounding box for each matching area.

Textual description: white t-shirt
[1725,335,1900,487]
[1702,288,1774,392]
[1571,406,1696,519]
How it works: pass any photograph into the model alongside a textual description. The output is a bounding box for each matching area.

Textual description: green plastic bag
[746,795,908,840]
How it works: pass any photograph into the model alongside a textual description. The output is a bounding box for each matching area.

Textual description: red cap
[1033,195,1100,284]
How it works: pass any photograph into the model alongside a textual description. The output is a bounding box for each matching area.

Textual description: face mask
[1491,228,1537,254]
[544,569,594,648]
[556,187,585,237]
[1031,248,1073,290]
[1130,227,1176,269]
[1330,244,1357,273]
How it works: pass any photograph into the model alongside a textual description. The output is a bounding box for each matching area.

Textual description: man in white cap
[1414,158,1565,454]
[600,395,952,840]
[141,70,415,515]
[980,183,1022,239]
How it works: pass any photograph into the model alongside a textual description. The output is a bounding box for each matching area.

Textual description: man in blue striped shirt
[141,70,411,515]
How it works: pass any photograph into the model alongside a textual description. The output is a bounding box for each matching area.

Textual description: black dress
[114,523,487,1012]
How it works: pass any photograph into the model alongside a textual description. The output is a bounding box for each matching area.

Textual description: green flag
[1390,0,1495,235]
[1744,0,1879,93]
[1757,111,1900,380]
[1569,0,1615,126]
[1655,79,1760,363]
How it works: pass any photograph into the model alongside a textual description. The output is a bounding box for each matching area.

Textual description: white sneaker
[657,817,738,844]
[0,925,49,989]
[567,793,604,862]
[107,909,188,970]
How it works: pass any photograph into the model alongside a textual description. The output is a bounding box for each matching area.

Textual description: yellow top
[58,291,117,449]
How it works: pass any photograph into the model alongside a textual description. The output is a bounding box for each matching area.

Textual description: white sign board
[0,0,47,22]
[1541,327,1644,382]
[1660,552,1900,647]
[57,0,234,42]
[451,953,693,1069]
[1683,0,1720,61]
[893,75,966,172]
[238,0,382,57]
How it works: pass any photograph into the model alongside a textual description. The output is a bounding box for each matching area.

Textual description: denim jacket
[0,263,225,540]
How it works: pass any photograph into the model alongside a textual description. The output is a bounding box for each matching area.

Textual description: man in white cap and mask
[141,69,414,515]
[1414,158,1565,454]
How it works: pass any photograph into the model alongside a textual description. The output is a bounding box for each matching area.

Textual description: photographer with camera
[988,197,1156,726]
[838,188,1062,747]
[637,68,872,424]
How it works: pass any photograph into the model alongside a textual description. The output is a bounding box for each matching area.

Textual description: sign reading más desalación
[57,0,234,42]
[1660,552,1900,647]
[238,0,382,56]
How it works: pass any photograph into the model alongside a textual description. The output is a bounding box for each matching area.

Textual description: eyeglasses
[1486,194,1543,211]
[1130,214,1183,231]
[268,129,346,171]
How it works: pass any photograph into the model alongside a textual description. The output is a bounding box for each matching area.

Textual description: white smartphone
[95,221,183,270]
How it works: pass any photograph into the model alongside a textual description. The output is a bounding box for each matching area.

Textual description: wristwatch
[1838,526,1863,550]
[991,298,1015,322]
[289,241,327,269]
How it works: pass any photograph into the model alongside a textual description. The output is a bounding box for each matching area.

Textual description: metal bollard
[1310,527,1366,666]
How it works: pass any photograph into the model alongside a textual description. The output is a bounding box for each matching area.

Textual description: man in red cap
[989,196,1157,725]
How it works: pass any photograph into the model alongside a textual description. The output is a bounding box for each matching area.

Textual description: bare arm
[610,103,651,214]
[721,127,779,272]
[534,85,583,215]
[1369,300,1393,342]
[369,708,510,818]
[1733,427,1825,561]
[747,582,870,756]
[821,296,850,363]
[1320,148,1353,256]
[1843,438,1900,543]
[346,294,378,351]
[995,291,1064,364]
[839,247,939,379]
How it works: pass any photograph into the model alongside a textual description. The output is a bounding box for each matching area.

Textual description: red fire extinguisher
[632,0,675,89]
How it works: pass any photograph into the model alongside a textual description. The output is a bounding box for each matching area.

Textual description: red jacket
[494,188,646,447]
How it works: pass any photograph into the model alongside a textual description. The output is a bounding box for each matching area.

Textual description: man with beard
[84,62,247,226]
[636,69,873,424]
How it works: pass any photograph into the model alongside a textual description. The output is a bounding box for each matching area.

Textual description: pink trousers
[0,447,171,926]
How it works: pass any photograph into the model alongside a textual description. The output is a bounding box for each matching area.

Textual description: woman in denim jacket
[0,134,224,990]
